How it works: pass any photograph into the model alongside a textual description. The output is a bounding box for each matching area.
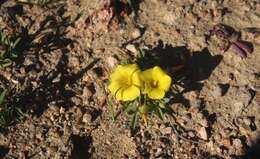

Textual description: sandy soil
[0,0,259,158]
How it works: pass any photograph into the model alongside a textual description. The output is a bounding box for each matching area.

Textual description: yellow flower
[141,66,171,99]
[108,64,142,101]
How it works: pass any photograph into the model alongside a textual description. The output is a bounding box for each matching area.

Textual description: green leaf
[138,49,145,58]
[156,107,164,121]
[0,90,6,105]
[0,51,5,58]
[131,112,139,129]
[15,107,26,122]
[161,98,170,104]
[120,59,130,65]
[1,59,12,67]
[123,102,137,114]
[11,38,21,49]
[139,104,155,113]
[10,52,18,59]
[107,100,115,121]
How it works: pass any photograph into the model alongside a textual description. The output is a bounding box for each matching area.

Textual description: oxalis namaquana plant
[0,30,21,67]
[0,89,26,132]
[107,49,179,128]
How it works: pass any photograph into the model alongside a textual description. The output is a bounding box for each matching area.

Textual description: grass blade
[156,107,164,121]
[107,100,115,121]
[131,112,138,129]
[0,90,6,105]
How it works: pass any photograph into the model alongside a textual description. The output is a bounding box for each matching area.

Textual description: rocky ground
[0,0,259,158]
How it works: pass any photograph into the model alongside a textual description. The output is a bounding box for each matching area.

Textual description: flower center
[151,80,158,88]
[121,76,131,87]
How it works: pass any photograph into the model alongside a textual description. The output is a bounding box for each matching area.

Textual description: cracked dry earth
[0,0,260,159]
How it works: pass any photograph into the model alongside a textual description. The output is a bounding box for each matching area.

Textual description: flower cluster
[108,64,172,101]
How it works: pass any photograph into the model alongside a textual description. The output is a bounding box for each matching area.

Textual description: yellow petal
[140,68,153,93]
[141,68,153,81]
[110,66,126,82]
[120,86,140,101]
[152,66,166,80]
[122,86,140,101]
[148,88,165,99]
[108,64,142,101]
[125,64,139,73]
[132,70,142,87]
[115,87,124,100]
[158,75,171,91]
[152,66,171,91]
[108,81,122,95]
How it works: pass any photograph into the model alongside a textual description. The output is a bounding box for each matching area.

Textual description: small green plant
[0,89,26,131]
[0,30,21,67]
[107,49,178,128]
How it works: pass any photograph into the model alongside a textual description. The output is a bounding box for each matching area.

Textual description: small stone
[131,28,141,39]
[50,115,56,122]
[232,138,244,155]
[47,146,58,155]
[94,84,106,106]
[0,70,11,80]
[206,140,214,151]
[82,87,92,105]
[236,117,256,134]
[188,131,195,138]
[126,44,138,55]
[106,56,118,69]
[197,127,208,140]
[69,56,80,68]
[221,138,231,147]
[11,79,19,84]
[82,113,92,124]
[232,138,243,149]
[212,85,222,97]
[214,133,222,141]
[162,127,172,134]
[188,106,199,114]
[59,107,65,114]
[200,118,209,127]
[52,73,61,83]
[155,148,163,157]
[36,133,44,141]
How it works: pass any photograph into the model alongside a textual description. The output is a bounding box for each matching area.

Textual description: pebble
[131,28,141,39]
[160,125,172,134]
[106,56,118,69]
[82,87,92,105]
[188,131,195,138]
[59,107,65,114]
[200,118,209,127]
[155,148,163,157]
[36,133,44,141]
[214,133,222,141]
[197,127,208,140]
[232,138,243,149]
[212,84,223,97]
[221,138,231,147]
[82,113,92,124]
[126,44,138,55]
[236,117,255,134]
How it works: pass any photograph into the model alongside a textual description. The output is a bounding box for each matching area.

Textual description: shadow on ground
[70,135,93,159]
[0,146,9,158]
[138,40,223,108]
[242,138,260,159]
[0,2,90,134]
